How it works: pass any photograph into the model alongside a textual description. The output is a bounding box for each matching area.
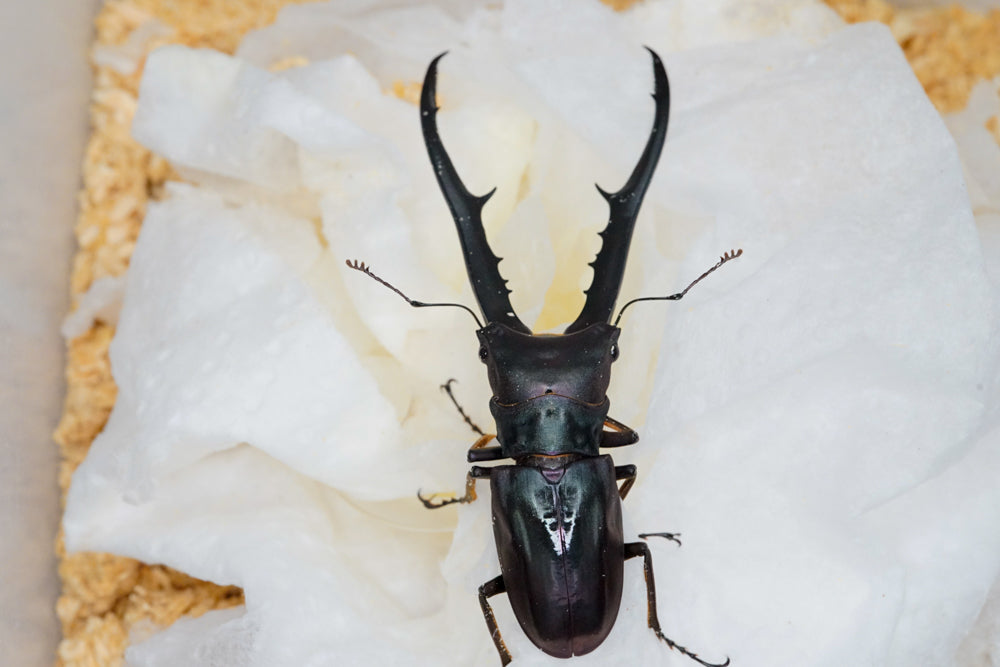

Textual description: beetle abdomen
[490,455,625,658]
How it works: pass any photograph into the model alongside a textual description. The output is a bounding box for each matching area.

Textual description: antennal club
[345,259,483,328]
[613,249,743,326]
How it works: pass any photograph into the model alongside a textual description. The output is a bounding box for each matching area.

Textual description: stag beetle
[348,48,739,665]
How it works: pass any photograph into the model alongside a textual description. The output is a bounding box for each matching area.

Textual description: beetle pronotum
[349,47,738,665]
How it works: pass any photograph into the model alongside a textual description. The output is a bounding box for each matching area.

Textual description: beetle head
[477,322,620,406]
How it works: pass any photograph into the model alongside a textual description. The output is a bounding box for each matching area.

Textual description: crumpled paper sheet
[62,1,1000,665]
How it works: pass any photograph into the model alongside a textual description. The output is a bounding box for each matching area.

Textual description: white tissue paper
[63,1,1000,666]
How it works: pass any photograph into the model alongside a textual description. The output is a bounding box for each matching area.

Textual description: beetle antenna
[346,259,483,328]
[613,249,742,327]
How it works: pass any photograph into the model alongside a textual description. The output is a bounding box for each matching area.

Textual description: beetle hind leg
[625,541,729,667]
[478,575,512,666]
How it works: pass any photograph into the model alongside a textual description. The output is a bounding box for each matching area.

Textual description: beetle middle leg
[418,461,492,509]
[639,531,682,547]
[624,541,729,667]
[478,575,512,666]
[612,462,683,540]
[615,464,638,500]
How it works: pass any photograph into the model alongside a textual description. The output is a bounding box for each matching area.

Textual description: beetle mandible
[348,48,739,665]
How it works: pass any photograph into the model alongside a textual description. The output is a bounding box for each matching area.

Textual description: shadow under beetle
[348,48,739,666]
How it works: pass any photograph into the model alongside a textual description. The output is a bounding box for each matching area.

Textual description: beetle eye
[609,343,619,361]
[479,346,489,362]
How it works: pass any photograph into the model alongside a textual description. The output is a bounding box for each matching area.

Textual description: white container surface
[0,1,100,665]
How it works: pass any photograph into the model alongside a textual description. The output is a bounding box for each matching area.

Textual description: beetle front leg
[441,378,486,436]
[624,542,729,667]
[418,465,491,509]
[601,416,639,448]
[478,575,512,666]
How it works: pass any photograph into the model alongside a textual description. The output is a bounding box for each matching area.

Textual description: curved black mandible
[564,47,670,334]
[420,53,531,333]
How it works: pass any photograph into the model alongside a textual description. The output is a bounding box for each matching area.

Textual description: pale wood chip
[269,55,310,71]
[987,114,1000,146]
[826,0,1000,112]
[390,79,422,105]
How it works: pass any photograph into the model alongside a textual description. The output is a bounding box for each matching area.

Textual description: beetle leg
[469,433,497,451]
[478,575,512,666]
[625,541,730,667]
[601,416,639,448]
[468,445,505,463]
[615,464,638,500]
[417,433,501,508]
[417,466,492,509]
[639,531,682,547]
[441,378,486,436]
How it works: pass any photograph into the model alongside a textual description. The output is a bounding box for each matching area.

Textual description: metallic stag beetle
[347,48,739,665]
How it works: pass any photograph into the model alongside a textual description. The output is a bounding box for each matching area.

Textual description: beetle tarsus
[416,487,474,509]
[639,531,683,547]
[626,540,728,667]
[416,491,468,509]
[652,630,731,667]
[418,439,500,509]
[417,470,481,509]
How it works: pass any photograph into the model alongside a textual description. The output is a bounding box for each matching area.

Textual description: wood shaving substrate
[55,0,1000,665]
